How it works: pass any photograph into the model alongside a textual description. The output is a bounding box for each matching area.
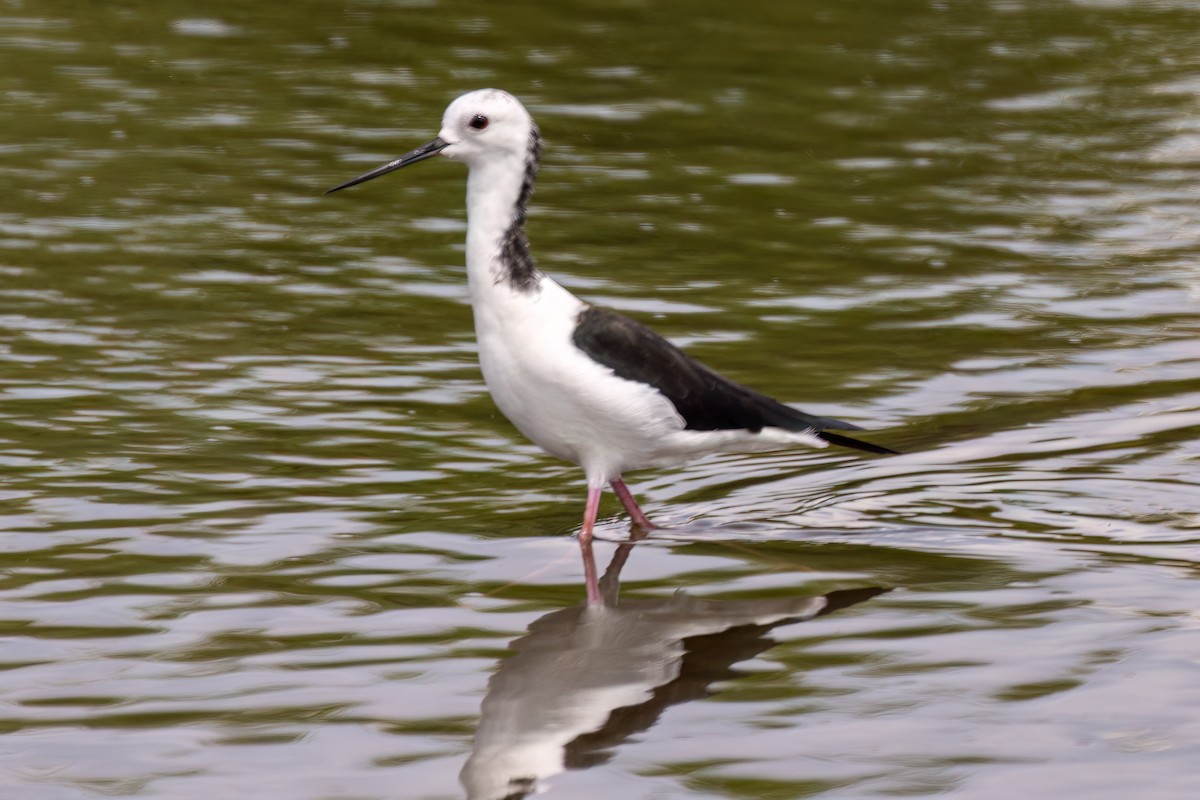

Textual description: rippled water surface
[2,1,1199,798]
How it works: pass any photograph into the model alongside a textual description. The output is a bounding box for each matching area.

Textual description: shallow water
[2,0,1199,798]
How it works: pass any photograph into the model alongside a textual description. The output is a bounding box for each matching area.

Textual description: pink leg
[579,485,603,606]
[610,478,655,530]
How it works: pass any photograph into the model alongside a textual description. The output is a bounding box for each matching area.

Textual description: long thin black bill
[325,137,449,194]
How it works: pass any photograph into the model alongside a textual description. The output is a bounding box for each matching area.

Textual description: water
[2,0,1199,797]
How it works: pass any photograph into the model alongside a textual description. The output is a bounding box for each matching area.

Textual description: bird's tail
[815,430,899,455]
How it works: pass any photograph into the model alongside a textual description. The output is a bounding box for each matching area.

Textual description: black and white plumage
[328,89,895,604]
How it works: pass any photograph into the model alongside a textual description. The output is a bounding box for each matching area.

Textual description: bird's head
[437,88,536,168]
[326,88,536,193]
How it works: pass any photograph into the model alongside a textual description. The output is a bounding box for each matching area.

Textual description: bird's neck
[464,128,542,301]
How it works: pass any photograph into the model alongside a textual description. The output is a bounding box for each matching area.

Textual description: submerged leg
[579,485,603,606]
[610,478,655,530]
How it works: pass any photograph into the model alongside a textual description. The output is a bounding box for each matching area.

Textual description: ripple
[3,3,1200,798]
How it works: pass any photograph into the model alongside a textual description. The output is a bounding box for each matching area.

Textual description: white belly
[469,276,828,484]
[471,279,684,483]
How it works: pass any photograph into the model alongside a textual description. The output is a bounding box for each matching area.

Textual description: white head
[326,88,538,193]
[437,88,537,168]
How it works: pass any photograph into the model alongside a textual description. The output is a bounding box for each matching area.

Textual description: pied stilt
[328,89,896,604]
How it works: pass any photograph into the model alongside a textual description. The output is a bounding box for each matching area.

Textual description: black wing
[571,306,897,455]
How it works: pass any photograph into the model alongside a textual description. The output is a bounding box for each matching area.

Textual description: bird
[327,89,896,604]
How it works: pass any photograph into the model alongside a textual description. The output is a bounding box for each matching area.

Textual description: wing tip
[815,430,900,456]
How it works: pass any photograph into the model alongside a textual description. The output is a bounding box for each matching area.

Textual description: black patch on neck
[571,305,897,454]
[496,126,543,293]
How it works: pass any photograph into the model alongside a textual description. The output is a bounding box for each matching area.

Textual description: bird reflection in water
[460,532,889,799]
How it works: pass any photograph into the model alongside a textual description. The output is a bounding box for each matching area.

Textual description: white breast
[470,276,686,484]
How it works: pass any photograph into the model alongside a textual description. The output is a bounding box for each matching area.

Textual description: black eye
[469,114,489,130]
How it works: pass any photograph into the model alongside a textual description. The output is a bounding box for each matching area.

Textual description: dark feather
[496,126,543,292]
[814,430,899,456]
[572,306,896,454]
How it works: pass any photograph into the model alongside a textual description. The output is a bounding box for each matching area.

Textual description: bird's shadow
[459,530,890,800]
